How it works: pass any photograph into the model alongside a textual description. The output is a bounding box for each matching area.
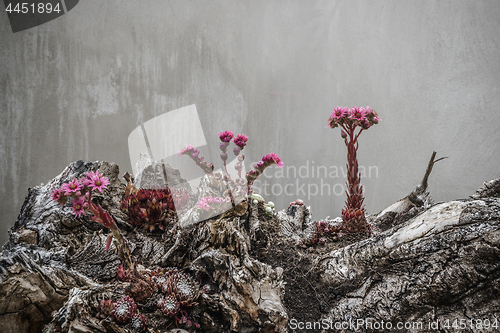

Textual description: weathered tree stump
[1,160,499,333]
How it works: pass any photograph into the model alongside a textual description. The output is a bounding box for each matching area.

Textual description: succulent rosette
[96,299,115,319]
[158,295,181,317]
[121,189,180,232]
[111,296,137,324]
[130,313,147,332]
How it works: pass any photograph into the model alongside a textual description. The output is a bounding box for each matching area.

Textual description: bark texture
[1,160,499,333]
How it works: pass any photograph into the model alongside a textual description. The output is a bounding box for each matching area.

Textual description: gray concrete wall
[1,1,499,246]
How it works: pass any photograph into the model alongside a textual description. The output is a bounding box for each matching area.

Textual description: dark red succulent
[117,264,132,282]
[150,266,179,290]
[164,271,202,308]
[121,188,182,232]
[158,295,181,317]
[130,313,147,332]
[96,298,115,319]
[125,275,156,303]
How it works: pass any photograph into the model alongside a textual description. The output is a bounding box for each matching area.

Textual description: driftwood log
[1,160,499,333]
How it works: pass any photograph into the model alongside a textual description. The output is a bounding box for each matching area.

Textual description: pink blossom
[190,149,200,158]
[255,161,265,169]
[72,196,87,217]
[218,130,234,143]
[349,107,366,122]
[331,106,347,120]
[88,172,110,192]
[220,142,229,151]
[178,145,195,156]
[197,202,210,211]
[262,153,284,168]
[61,179,83,195]
[80,177,91,187]
[85,171,99,179]
[51,188,63,201]
[233,134,248,149]
[362,106,374,117]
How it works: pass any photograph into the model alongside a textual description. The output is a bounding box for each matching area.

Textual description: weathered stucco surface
[1,1,500,246]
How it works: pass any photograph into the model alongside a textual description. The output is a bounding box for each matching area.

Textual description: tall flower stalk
[179,131,283,210]
[327,106,380,234]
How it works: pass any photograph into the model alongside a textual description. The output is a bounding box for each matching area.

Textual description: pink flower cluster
[327,106,380,130]
[216,130,250,205]
[51,171,110,217]
[218,130,248,157]
[233,134,249,150]
[246,153,284,191]
[218,130,234,143]
[181,129,284,206]
[178,145,214,174]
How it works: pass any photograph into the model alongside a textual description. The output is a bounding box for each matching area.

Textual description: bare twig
[419,151,448,192]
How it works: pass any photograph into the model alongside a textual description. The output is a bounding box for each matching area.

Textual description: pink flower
[178,145,195,156]
[190,149,200,158]
[233,134,248,149]
[262,153,284,168]
[331,106,347,120]
[72,196,87,217]
[80,177,91,187]
[197,196,215,211]
[88,172,110,192]
[51,188,63,201]
[197,202,210,211]
[362,106,374,117]
[218,130,234,143]
[85,171,99,180]
[61,179,83,195]
[361,119,371,129]
[349,107,366,122]
[255,161,265,169]
[327,107,348,128]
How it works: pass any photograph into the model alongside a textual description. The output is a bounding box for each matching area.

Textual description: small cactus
[130,313,147,332]
[117,264,132,282]
[96,298,115,319]
[111,296,137,323]
[151,267,179,290]
[167,272,202,307]
[121,188,184,232]
[158,295,181,317]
